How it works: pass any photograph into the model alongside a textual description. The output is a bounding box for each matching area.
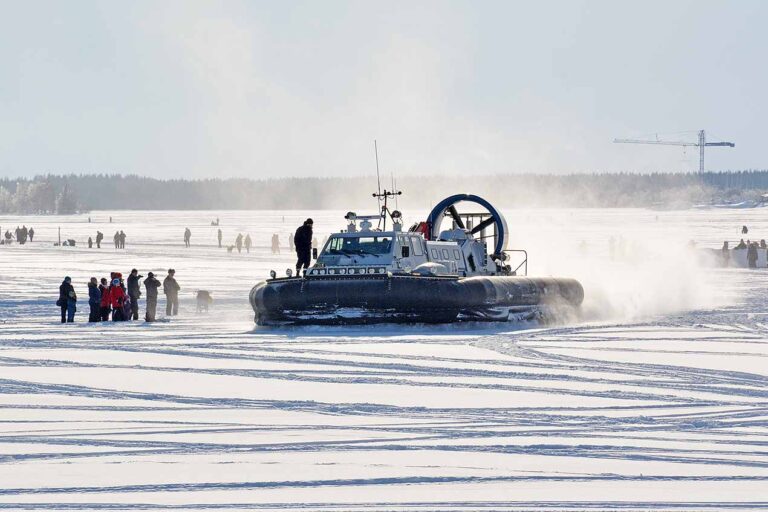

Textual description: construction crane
[614,130,734,173]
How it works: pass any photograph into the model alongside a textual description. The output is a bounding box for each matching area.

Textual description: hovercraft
[250,193,584,325]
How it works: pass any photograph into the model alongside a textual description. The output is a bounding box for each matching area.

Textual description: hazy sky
[1,0,766,179]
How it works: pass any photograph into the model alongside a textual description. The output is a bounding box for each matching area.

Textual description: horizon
[4,168,768,184]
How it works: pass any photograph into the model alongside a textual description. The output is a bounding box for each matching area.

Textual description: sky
[1,0,767,179]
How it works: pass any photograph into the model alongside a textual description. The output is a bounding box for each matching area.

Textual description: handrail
[502,249,528,276]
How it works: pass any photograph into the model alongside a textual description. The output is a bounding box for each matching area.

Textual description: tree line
[2,171,768,213]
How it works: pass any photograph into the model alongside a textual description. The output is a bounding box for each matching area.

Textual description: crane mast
[614,130,735,173]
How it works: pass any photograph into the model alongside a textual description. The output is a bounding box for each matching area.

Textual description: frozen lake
[0,207,767,510]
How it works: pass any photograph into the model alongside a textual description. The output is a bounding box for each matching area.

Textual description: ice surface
[0,208,767,510]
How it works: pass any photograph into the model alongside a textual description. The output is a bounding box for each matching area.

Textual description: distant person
[184,228,191,248]
[294,218,313,276]
[119,230,126,249]
[3,231,11,244]
[87,277,101,322]
[761,240,767,250]
[109,278,127,321]
[216,217,220,226]
[95,231,103,249]
[748,242,759,268]
[163,269,180,316]
[271,234,280,254]
[88,237,93,249]
[109,216,112,223]
[721,241,730,267]
[217,229,222,248]
[20,226,28,244]
[742,225,749,234]
[28,227,34,242]
[288,234,294,252]
[98,278,111,321]
[735,239,747,250]
[113,231,120,249]
[244,234,252,253]
[235,233,243,253]
[58,276,77,323]
[143,272,161,322]
[88,217,91,223]
[127,269,143,321]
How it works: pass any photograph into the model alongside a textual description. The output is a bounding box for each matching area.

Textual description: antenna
[370,140,402,230]
[374,140,382,198]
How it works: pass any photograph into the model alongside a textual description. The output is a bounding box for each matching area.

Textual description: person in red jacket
[99,278,111,321]
[110,278,127,321]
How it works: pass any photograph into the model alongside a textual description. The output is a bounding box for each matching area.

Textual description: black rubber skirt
[250,274,584,326]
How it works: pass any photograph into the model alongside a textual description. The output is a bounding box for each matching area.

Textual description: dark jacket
[88,283,101,305]
[59,281,76,303]
[163,276,180,296]
[127,274,142,298]
[144,276,161,299]
[294,224,313,253]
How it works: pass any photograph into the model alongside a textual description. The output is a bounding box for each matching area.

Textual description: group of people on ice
[113,230,127,249]
[58,269,181,324]
[215,228,252,253]
[722,238,768,268]
[2,225,34,245]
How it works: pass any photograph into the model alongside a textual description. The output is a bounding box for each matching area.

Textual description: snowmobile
[250,192,584,325]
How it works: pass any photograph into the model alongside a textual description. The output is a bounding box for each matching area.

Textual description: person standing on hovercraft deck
[58,277,77,323]
[294,218,313,276]
[163,269,180,316]
[144,272,161,322]
[127,269,143,320]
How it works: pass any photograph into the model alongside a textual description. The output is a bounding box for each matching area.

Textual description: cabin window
[441,249,450,260]
[411,238,424,256]
[431,249,439,259]
[453,249,461,259]
[327,236,392,255]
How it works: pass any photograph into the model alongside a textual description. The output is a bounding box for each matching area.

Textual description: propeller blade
[447,205,465,229]
[470,216,496,235]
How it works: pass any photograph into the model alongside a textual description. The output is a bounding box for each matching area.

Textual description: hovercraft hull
[249,275,584,326]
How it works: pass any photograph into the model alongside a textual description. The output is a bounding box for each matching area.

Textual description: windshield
[325,236,392,257]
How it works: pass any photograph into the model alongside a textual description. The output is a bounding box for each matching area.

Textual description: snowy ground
[0,208,767,510]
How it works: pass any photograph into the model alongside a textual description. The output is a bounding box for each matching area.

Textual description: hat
[306,218,314,225]
[131,268,138,274]
[64,276,71,282]
[147,272,154,278]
